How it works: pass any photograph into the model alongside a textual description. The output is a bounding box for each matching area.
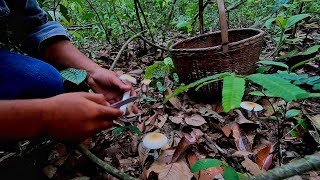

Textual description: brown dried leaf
[311,115,320,130]
[157,114,168,128]
[235,110,254,124]
[255,144,273,170]
[241,157,265,175]
[222,124,232,137]
[138,142,150,166]
[146,150,193,180]
[232,151,254,157]
[231,123,252,152]
[199,107,224,122]
[169,116,183,124]
[185,114,207,126]
[165,88,182,110]
[171,136,195,163]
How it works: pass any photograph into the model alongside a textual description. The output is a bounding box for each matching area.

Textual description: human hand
[44,92,123,142]
[87,67,139,113]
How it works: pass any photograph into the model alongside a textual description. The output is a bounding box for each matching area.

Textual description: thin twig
[84,0,111,44]
[137,35,169,51]
[226,0,245,13]
[199,0,204,34]
[109,32,142,70]
[78,144,138,180]
[136,0,155,43]
[164,0,178,27]
[192,0,212,26]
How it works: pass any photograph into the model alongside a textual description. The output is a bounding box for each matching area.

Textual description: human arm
[0,93,123,142]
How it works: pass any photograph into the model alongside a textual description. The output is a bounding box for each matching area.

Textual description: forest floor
[0,23,319,180]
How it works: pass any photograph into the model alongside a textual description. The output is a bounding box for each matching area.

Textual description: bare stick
[137,35,169,51]
[78,144,138,180]
[109,32,142,70]
[199,0,204,34]
[84,0,111,44]
[136,0,155,43]
[246,153,320,180]
[192,0,212,26]
[164,0,178,26]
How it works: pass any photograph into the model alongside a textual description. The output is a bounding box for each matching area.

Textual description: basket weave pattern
[170,28,264,102]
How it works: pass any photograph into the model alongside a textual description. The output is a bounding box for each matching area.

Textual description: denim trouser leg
[0,50,64,99]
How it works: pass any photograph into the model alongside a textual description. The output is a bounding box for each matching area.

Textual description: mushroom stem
[120,91,131,114]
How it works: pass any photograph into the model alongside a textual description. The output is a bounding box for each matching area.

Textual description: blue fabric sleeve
[4,0,71,56]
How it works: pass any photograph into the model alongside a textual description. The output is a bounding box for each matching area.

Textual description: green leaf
[313,84,320,91]
[247,74,309,102]
[294,117,308,129]
[59,4,70,22]
[256,66,272,73]
[127,126,142,135]
[145,61,164,79]
[156,81,167,92]
[299,45,320,56]
[60,68,87,85]
[271,72,308,81]
[286,109,301,118]
[290,130,299,137]
[278,49,298,59]
[249,90,278,97]
[163,72,232,104]
[222,76,245,112]
[285,14,310,29]
[173,73,179,83]
[257,60,288,69]
[224,166,239,180]
[112,127,126,136]
[264,17,277,29]
[163,57,174,69]
[276,16,286,29]
[190,159,222,173]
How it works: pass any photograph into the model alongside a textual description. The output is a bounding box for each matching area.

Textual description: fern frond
[222,76,245,112]
[247,74,309,102]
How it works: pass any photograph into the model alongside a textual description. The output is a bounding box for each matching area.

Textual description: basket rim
[170,28,265,52]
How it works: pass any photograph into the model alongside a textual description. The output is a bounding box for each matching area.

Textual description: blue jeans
[0,50,64,99]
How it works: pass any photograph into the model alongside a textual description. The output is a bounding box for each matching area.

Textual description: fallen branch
[109,32,142,70]
[246,153,320,180]
[137,35,169,52]
[78,144,138,180]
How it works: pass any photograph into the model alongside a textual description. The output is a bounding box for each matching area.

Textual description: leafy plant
[144,57,178,92]
[165,72,319,113]
[60,68,87,85]
[112,125,142,136]
[190,158,242,180]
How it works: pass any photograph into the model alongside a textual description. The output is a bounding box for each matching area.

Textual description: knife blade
[110,96,139,108]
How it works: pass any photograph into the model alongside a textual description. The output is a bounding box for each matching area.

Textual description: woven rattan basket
[170,0,265,102]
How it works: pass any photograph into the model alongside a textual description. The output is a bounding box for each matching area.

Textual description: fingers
[130,87,137,96]
[113,77,132,92]
[97,105,124,120]
[83,92,107,105]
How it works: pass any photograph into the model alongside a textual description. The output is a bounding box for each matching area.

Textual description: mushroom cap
[240,101,263,111]
[120,74,137,84]
[142,132,168,149]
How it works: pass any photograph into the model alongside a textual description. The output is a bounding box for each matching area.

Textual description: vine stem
[77,144,138,180]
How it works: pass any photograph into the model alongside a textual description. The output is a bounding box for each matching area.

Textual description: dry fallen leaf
[255,144,273,170]
[138,142,150,166]
[146,150,193,180]
[171,136,195,163]
[311,115,320,130]
[199,107,224,122]
[231,123,252,152]
[185,114,207,126]
[157,114,168,128]
[241,157,265,175]
[221,124,232,137]
[165,88,182,110]
[235,110,255,124]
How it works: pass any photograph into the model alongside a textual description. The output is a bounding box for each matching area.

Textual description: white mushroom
[240,101,263,111]
[119,74,137,114]
[142,132,168,150]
